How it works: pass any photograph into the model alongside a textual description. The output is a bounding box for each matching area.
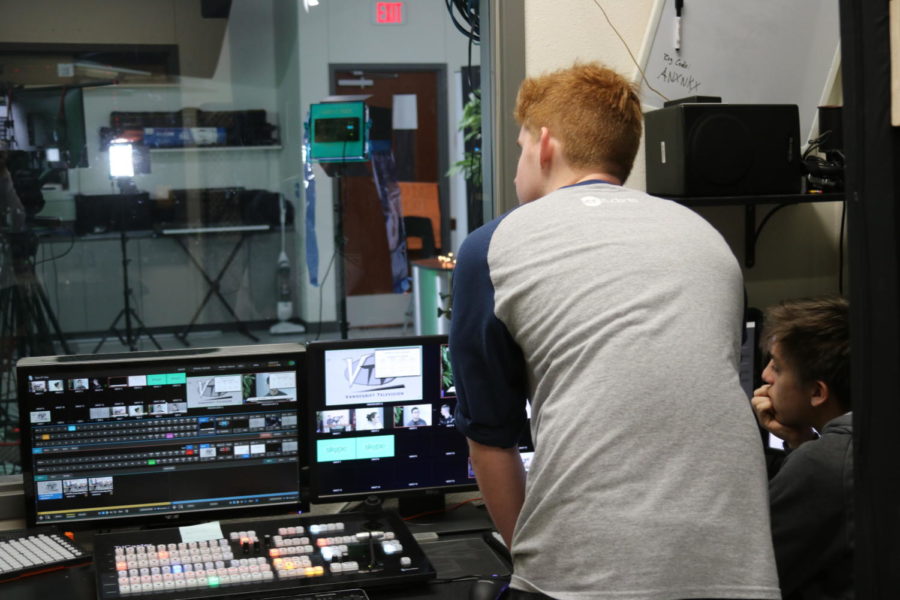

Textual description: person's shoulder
[456,208,524,270]
[782,426,851,474]
[823,413,853,434]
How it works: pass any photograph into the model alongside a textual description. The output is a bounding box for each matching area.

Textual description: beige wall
[522,0,845,310]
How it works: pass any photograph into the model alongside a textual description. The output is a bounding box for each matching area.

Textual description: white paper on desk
[179,521,224,543]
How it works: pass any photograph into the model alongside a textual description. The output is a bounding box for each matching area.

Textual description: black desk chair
[403,215,437,259]
[402,216,438,334]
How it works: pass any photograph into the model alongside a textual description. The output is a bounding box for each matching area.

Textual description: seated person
[752,296,852,599]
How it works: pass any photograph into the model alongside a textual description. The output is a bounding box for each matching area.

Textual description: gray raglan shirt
[450,181,780,599]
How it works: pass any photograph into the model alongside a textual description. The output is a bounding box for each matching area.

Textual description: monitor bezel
[742,309,787,454]
[16,344,309,530]
[306,335,479,505]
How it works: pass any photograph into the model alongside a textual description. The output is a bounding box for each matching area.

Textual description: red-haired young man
[450,63,780,600]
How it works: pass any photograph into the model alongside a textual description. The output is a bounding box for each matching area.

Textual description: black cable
[445,0,479,42]
[459,0,480,39]
[314,250,336,342]
[753,203,793,247]
[803,131,831,160]
[465,19,475,93]
[35,230,76,265]
[316,138,350,342]
[838,199,847,295]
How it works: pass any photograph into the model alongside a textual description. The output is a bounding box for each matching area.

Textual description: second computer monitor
[307,335,481,509]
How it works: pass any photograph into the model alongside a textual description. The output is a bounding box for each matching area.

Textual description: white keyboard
[0,527,91,582]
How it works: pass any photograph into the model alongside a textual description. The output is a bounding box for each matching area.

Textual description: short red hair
[514,62,642,182]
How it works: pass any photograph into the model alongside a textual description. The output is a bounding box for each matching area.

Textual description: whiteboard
[640,0,841,142]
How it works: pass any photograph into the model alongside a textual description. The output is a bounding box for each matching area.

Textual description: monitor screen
[739,319,760,399]
[16,344,307,528]
[306,335,534,509]
[740,314,786,452]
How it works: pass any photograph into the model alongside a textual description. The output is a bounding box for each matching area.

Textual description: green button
[317,438,357,462]
[356,435,395,459]
[166,373,187,384]
[147,374,167,386]
[207,576,220,587]
[148,459,157,465]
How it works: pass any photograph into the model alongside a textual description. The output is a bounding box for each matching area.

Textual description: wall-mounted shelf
[149,145,282,154]
[663,192,846,267]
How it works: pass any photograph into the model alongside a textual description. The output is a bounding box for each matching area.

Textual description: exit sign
[374,1,405,25]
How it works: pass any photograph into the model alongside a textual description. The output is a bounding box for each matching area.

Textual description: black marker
[674,0,684,54]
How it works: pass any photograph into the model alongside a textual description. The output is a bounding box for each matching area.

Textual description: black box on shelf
[74,193,153,235]
[169,187,245,227]
[644,103,803,197]
[107,109,276,148]
[240,190,292,226]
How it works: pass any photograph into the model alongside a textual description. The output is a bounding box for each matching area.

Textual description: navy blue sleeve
[449,216,529,449]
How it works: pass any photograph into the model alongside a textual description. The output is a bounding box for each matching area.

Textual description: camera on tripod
[0,148,70,361]
[1,150,68,267]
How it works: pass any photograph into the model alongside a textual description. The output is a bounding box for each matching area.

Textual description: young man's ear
[538,126,554,168]
[809,380,831,408]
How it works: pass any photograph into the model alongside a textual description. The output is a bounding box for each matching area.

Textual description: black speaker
[645,103,803,197]
[74,193,153,235]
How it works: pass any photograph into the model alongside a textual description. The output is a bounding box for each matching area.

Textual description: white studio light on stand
[108,141,135,178]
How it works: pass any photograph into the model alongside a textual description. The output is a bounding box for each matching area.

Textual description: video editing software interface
[17,345,305,527]
[308,336,534,502]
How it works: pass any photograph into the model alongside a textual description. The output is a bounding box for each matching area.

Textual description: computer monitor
[306,335,533,516]
[16,344,307,529]
[740,312,787,452]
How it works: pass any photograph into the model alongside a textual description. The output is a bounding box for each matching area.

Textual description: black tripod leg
[33,278,71,354]
[0,287,15,401]
[125,309,162,350]
[93,310,126,354]
[16,283,54,356]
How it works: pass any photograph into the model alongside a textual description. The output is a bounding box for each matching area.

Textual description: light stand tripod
[1,229,71,445]
[92,181,160,353]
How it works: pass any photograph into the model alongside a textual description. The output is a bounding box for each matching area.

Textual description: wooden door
[331,67,441,296]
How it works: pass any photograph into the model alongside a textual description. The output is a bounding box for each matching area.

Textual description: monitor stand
[347,492,494,535]
[398,492,494,536]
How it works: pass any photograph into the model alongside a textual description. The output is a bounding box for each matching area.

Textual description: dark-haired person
[752,296,852,600]
[405,406,427,427]
[449,62,779,599]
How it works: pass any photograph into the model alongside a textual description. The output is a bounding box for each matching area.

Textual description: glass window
[0,0,483,474]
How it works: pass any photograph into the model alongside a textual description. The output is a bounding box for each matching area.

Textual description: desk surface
[0,497,508,600]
